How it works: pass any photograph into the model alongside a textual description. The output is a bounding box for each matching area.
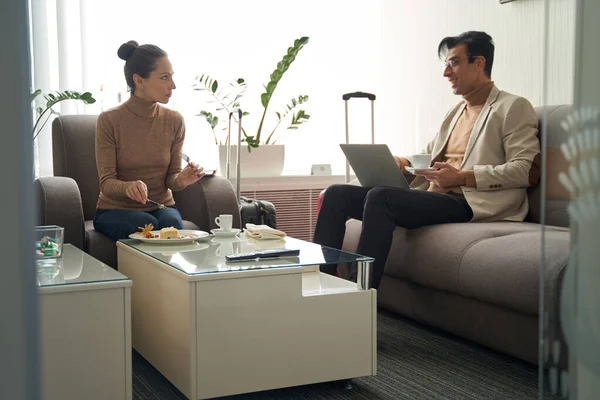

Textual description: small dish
[210,228,241,238]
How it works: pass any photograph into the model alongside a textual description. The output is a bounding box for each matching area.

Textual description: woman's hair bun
[117,40,139,61]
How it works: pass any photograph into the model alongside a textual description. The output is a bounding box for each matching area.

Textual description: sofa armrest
[173,175,242,231]
[34,176,85,250]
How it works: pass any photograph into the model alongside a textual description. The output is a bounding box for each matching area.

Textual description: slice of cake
[159,227,179,239]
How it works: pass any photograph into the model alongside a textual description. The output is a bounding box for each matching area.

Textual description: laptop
[340,144,411,189]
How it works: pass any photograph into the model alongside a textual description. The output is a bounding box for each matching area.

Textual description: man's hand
[415,162,467,188]
[177,162,206,188]
[125,180,148,204]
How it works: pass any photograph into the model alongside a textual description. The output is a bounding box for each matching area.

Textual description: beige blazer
[410,85,540,222]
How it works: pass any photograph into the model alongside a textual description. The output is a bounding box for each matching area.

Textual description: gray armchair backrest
[51,114,242,230]
[528,105,572,227]
[52,115,100,221]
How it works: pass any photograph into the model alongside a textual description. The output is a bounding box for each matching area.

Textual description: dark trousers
[313,185,473,289]
[93,206,184,242]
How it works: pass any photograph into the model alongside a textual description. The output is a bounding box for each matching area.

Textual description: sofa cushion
[384,222,570,315]
[182,220,200,230]
[85,220,118,269]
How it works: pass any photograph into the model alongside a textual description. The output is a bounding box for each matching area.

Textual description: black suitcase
[239,197,277,228]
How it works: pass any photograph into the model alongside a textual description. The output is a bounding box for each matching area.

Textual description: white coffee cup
[215,214,233,231]
[410,154,432,169]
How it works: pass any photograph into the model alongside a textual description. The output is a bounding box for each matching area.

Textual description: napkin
[244,223,286,240]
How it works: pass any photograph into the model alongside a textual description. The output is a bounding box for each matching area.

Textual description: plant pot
[218,144,285,178]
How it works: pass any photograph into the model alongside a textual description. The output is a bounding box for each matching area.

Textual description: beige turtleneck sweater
[427,81,494,194]
[95,95,187,211]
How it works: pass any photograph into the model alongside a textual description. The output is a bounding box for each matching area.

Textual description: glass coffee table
[117,235,376,400]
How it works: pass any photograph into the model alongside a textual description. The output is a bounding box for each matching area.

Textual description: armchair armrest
[34,176,85,250]
[173,175,242,231]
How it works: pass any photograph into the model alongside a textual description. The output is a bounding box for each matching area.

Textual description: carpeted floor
[132,310,560,400]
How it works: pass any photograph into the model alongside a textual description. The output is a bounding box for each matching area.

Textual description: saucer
[210,228,241,238]
[405,166,436,174]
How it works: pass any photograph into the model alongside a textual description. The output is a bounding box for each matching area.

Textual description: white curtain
[31,0,95,177]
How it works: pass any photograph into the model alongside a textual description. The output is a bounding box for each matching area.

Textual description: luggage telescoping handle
[227,109,243,202]
[343,91,376,183]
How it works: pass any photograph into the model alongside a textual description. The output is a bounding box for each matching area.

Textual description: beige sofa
[340,105,571,364]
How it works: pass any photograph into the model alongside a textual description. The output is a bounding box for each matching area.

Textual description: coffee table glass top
[37,244,130,287]
[119,236,373,275]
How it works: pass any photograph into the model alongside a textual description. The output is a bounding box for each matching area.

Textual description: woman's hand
[177,162,206,188]
[125,180,148,204]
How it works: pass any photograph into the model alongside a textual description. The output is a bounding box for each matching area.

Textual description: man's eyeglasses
[442,56,476,69]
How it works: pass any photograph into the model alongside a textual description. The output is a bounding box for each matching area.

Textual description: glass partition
[540,0,600,398]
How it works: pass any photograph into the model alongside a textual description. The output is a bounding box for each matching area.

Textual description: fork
[181,152,191,164]
[182,152,216,175]
[147,199,166,209]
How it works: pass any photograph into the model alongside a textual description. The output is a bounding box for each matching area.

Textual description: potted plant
[31,89,96,140]
[193,36,310,177]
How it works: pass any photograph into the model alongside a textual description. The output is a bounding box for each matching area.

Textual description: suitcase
[342,91,376,183]
[224,110,278,229]
[239,196,277,228]
[319,91,377,210]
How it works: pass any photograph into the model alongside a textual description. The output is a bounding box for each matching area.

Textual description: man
[313,31,540,289]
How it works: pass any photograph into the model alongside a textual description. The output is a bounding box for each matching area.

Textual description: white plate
[129,229,210,244]
[405,166,437,174]
[133,242,210,254]
[210,228,241,237]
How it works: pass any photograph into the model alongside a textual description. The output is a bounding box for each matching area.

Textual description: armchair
[34,115,241,269]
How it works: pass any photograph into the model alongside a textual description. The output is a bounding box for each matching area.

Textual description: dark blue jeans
[313,185,473,289]
[93,207,184,242]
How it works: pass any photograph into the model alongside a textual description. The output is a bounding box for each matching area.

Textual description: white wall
[377,0,576,159]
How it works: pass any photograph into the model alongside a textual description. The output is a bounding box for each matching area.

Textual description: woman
[93,40,205,241]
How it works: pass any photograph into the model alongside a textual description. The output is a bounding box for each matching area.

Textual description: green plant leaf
[211,80,218,93]
[81,92,96,104]
[32,90,97,140]
[30,89,42,101]
[261,93,269,108]
[270,70,282,83]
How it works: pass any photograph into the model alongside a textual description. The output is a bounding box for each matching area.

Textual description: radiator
[240,188,325,242]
